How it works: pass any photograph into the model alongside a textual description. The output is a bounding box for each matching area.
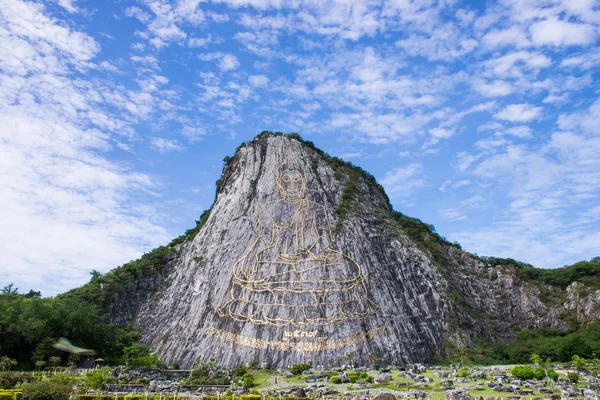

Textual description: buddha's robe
[218,199,378,326]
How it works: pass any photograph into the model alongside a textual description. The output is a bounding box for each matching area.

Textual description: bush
[289,363,311,376]
[240,395,261,400]
[83,370,111,390]
[533,367,546,380]
[73,396,182,400]
[567,372,579,383]
[123,344,163,369]
[547,368,559,381]
[331,376,340,384]
[359,372,368,379]
[0,390,22,400]
[0,373,33,390]
[511,365,534,380]
[457,367,469,378]
[22,381,71,400]
[347,372,359,383]
[238,374,255,389]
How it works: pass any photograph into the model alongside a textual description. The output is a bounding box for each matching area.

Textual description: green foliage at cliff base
[470,320,600,364]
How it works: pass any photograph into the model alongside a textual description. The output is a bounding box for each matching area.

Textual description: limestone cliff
[99,132,598,368]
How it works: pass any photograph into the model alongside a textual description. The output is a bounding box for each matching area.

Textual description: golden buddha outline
[217,149,379,326]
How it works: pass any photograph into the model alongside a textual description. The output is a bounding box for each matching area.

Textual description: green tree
[547,368,559,381]
[567,372,579,383]
[0,357,17,372]
[345,353,354,365]
[89,270,102,281]
[238,373,255,389]
[190,359,230,385]
[366,354,379,369]
[84,369,110,390]
[533,367,546,380]
[590,356,600,376]
[24,290,41,299]
[289,363,311,376]
[35,360,46,371]
[49,356,61,371]
[530,353,542,366]
[2,283,18,296]
[123,343,163,369]
[572,355,586,371]
[511,365,534,380]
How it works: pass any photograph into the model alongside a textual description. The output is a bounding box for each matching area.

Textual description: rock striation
[104,133,599,368]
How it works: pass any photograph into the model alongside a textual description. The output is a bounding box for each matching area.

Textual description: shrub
[73,396,182,400]
[567,372,579,383]
[240,395,261,400]
[359,372,368,379]
[83,370,111,390]
[22,381,71,400]
[511,365,534,380]
[547,368,559,381]
[0,390,22,400]
[331,376,340,384]
[457,367,469,378]
[347,372,359,383]
[289,363,311,376]
[238,374,255,389]
[572,355,586,370]
[533,367,546,380]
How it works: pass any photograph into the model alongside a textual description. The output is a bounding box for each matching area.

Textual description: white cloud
[124,0,207,48]
[428,127,455,139]
[57,0,78,13]
[188,35,211,47]
[396,23,478,61]
[248,74,269,86]
[199,52,240,71]
[474,79,513,97]
[150,137,185,152]
[481,26,530,48]
[125,6,151,23]
[560,49,600,69]
[543,93,569,104]
[494,103,543,122]
[530,17,597,47]
[557,98,600,136]
[440,208,467,221]
[219,54,240,71]
[504,125,533,138]
[482,51,552,78]
[439,180,470,192]
[0,0,173,296]
[380,164,426,198]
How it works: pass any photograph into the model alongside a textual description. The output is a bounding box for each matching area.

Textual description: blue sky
[1,0,599,296]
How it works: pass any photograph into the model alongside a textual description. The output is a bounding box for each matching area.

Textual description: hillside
[6,131,598,369]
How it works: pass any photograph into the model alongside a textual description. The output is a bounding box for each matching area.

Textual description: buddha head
[276,161,306,201]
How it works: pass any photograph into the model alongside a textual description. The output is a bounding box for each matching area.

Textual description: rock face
[114,133,597,368]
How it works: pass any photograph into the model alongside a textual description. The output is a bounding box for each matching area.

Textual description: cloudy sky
[1,0,599,296]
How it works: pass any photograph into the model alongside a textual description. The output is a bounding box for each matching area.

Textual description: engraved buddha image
[217,151,379,326]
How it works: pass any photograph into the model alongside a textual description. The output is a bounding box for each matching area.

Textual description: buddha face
[277,169,305,200]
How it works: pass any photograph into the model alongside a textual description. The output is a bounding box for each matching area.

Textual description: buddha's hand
[313,249,340,264]
[280,253,300,261]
